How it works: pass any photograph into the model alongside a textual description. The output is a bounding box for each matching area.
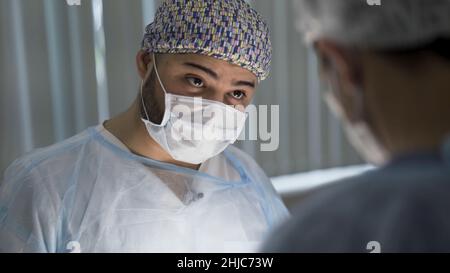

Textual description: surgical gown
[0,125,289,253]
[263,138,450,252]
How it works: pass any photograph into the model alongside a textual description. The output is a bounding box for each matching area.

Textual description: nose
[201,88,227,104]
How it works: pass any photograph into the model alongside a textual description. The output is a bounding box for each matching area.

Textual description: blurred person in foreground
[264,0,450,252]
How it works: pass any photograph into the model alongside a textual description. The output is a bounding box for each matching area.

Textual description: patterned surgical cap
[142,0,272,81]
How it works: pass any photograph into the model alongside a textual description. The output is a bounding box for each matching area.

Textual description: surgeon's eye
[229,90,246,100]
[186,77,204,88]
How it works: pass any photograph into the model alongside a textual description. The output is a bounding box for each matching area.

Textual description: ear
[315,40,362,90]
[315,40,364,123]
[136,50,153,80]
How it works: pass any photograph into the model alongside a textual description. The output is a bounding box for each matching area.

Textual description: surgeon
[0,0,289,253]
[263,0,450,252]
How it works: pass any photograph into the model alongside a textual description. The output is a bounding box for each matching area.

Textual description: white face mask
[140,54,247,164]
[324,70,389,166]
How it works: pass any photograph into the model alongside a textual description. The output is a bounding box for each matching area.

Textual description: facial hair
[140,69,165,125]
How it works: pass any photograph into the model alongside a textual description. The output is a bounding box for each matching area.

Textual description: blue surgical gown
[0,125,289,252]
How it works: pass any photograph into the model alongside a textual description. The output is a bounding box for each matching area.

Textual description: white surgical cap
[294,0,450,49]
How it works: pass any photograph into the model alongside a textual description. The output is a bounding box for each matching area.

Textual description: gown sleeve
[0,157,59,253]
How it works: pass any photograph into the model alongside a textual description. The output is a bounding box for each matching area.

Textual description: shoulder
[224,145,290,219]
[292,159,450,211]
[224,145,264,173]
[265,163,450,252]
[2,127,96,188]
[224,145,273,185]
[0,127,98,250]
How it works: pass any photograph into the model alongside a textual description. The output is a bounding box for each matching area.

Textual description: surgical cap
[294,0,450,50]
[142,0,272,81]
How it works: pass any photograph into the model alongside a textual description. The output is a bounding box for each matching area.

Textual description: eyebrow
[233,80,256,89]
[183,62,219,79]
[183,62,256,88]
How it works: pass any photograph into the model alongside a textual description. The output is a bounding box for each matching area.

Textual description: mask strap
[152,53,168,95]
[140,53,167,122]
[329,65,365,121]
[140,80,151,121]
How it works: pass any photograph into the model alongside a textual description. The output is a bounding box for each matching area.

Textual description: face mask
[324,69,389,166]
[140,54,247,164]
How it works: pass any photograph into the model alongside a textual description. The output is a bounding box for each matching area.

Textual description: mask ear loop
[140,81,151,122]
[323,66,346,119]
[140,53,169,124]
[152,53,168,95]
[327,64,366,123]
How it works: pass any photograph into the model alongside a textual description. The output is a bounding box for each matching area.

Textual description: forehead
[159,53,257,81]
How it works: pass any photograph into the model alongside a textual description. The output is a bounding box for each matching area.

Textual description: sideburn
[140,69,166,125]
